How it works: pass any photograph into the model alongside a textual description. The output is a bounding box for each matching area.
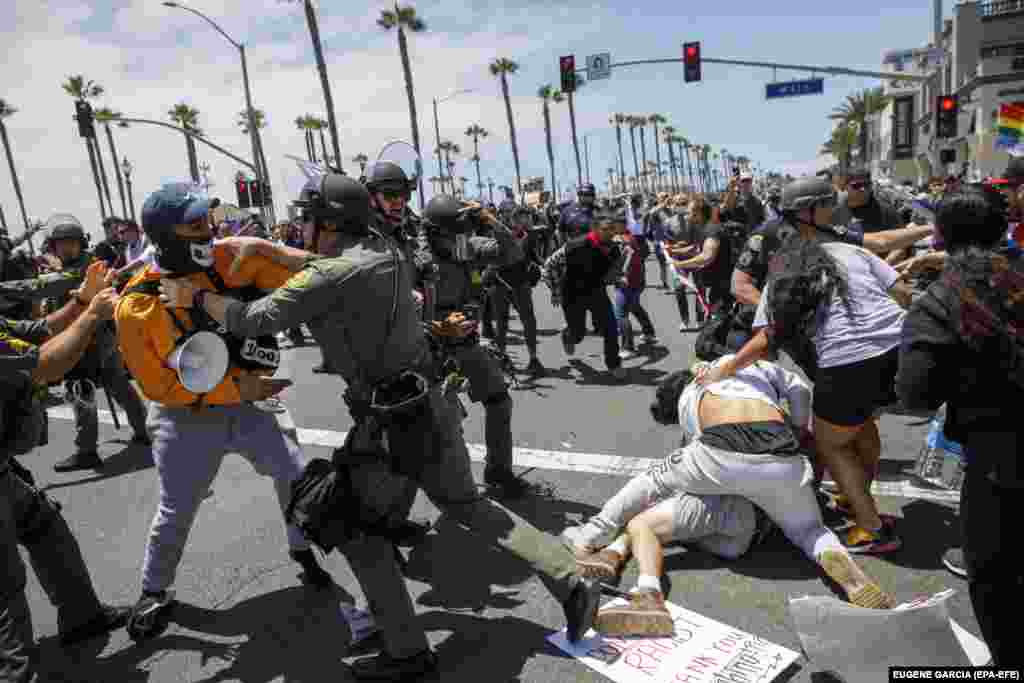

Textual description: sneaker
[619,349,638,360]
[290,549,333,588]
[679,322,690,333]
[348,649,438,681]
[54,451,103,473]
[574,549,625,580]
[842,524,902,555]
[610,367,627,381]
[311,363,333,374]
[818,550,894,609]
[59,604,130,646]
[126,590,176,642]
[595,590,675,637]
[942,547,968,579]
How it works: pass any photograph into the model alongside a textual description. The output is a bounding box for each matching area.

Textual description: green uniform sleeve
[223,260,357,338]
[0,319,42,376]
[0,270,83,302]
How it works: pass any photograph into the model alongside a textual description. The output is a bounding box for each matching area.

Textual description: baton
[102,384,121,430]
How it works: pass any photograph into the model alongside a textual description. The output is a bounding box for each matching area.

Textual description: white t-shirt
[753,242,905,368]
[677,356,812,444]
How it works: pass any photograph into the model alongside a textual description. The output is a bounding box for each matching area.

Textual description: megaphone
[167,331,230,394]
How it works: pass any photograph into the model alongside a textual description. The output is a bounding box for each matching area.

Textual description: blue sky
[0,0,958,239]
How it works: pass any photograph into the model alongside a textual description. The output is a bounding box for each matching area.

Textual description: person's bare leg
[854,419,882,493]
[815,416,882,531]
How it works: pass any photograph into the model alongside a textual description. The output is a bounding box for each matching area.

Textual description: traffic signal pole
[573,55,930,83]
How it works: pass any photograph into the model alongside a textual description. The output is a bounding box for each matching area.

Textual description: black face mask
[155,237,215,274]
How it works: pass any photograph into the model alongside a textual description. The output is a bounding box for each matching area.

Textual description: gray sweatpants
[567,440,842,561]
[141,403,309,594]
[656,493,757,560]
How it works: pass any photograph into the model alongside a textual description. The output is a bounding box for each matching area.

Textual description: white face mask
[189,240,215,268]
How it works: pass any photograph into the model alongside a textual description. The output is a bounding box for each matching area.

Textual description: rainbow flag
[996,103,1024,156]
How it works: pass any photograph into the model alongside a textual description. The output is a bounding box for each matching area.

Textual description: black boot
[348,649,438,681]
[484,466,534,499]
[60,604,130,646]
[563,576,602,643]
[290,549,333,588]
[54,451,103,473]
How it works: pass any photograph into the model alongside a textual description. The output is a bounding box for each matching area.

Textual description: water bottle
[915,404,964,490]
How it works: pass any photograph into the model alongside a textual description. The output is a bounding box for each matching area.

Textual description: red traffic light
[940,97,955,111]
[686,46,698,60]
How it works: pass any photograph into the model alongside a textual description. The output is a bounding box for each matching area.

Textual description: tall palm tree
[829,86,888,165]
[237,108,270,184]
[352,153,369,176]
[167,102,202,183]
[677,137,693,192]
[289,0,343,171]
[662,125,677,192]
[437,141,460,194]
[626,116,642,192]
[62,75,108,220]
[820,122,857,175]
[606,167,616,194]
[489,58,522,198]
[379,4,427,206]
[610,114,628,191]
[538,85,562,202]
[636,116,650,192]
[648,114,667,193]
[94,108,128,218]
[464,124,488,200]
[564,76,585,187]
[703,145,714,192]
[295,114,318,162]
[0,99,31,238]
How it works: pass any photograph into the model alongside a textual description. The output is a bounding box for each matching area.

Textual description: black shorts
[814,347,899,427]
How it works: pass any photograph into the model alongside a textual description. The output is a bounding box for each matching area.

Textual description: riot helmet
[365,161,415,227]
[577,183,597,207]
[141,184,215,275]
[44,214,89,266]
[780,176,836,231]
[423,194,474,261]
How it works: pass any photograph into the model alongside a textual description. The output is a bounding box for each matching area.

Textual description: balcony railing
[978,0,1024,18]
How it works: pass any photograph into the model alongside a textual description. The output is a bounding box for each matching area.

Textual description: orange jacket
[115,245,292,408]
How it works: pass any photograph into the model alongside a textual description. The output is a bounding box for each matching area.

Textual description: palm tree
[352,153,369,176]
[237,108,271,185]
[295,114,318,162]
[610,114,628,191]
[464,124,488,200]
[606,167,616,194]
[564,76,585,187]
[311,117,330,166]
[820,122,857,175]
[829,86,888,165]
[437,141,460,194]
[489,58,522,199]
[62,75,108,220]
[662,125,677,192]
[167,102,202,183]
[94,108,128,218]
[289,0,343,171]
[703,145,714,192]
[648,114,667,193]
[635,116,650,192]
[626,116,642,192]
[538,86,562,203]
[0,99,31,238]
[379,4,427,206]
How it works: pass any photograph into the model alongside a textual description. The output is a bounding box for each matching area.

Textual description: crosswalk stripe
[46,404,960,503]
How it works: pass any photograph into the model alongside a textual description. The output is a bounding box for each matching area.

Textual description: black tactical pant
[488,283,538,355]
[1,464,107,682]
[68,359,147,453]
[562,289,620,370]
[338,386,577,659]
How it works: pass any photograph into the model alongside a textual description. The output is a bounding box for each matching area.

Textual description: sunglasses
[847,181,868,191]
[379,190,411,202]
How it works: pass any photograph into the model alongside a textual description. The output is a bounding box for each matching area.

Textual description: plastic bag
[914,404,965,491]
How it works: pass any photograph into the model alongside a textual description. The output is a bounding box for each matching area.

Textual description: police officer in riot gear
[558,183,598,243]
[419,193,530,498]
[1,261,129,681]
[42,215,150,472]
[171,173,603,681]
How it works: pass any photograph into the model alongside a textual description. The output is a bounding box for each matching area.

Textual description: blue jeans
[613,287,655,351]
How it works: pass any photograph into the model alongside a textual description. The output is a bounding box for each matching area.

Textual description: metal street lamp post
[487,177,494,204]
[163,1,270,222]
[432,88,475,197]
[121,157,136,222]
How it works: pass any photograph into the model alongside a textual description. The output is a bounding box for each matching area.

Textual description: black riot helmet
[365,161,416,195]
[295,173,372,234]
[780,176,836,230]
[46,214,88,245]
[423,194,473,235]
[577,183,597,206]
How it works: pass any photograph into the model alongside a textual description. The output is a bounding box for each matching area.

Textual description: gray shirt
[754,242,905,368]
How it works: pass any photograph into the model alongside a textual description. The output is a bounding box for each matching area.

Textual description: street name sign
[765,78,824,99]
[587,53,612,81]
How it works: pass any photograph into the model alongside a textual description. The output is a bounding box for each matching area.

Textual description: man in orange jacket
[115,184,332,640]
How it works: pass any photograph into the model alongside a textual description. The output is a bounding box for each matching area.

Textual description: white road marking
[47,404,960,503]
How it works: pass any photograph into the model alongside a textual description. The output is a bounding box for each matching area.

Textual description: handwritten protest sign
[548,599,801,683]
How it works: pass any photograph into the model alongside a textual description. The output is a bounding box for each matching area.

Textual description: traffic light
[935,95,958,139]
[248,179,263,207]
[236,179,251,209]
[683,42,701,83]
[74,100,96,139]
[560,55,576,93]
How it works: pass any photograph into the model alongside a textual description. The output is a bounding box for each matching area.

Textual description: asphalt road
[18,265,981,682]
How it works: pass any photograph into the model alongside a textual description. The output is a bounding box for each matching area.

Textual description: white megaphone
[167,331,230,394]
